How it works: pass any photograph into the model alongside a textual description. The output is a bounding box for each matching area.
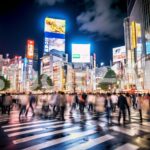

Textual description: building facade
[124,0,150,90]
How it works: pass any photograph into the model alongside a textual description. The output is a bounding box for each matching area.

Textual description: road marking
[4,121,66,132]
[128,124,150,133]
[13,125,94,144]
[8,121,93,137]
[67,134,114,150]
[22,130,97,150]
[2,120,52,128]
[115,143,139,150]
[110,126,139,136]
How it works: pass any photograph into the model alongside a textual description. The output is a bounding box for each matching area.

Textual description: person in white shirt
[19,93,29,118]
[111,93,118,112]
[88,94,95,112]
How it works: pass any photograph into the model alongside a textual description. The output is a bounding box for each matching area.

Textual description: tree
[32,74,53,91]
[0,76,10,91]
[47,76,53,87]
[98,68,117,91]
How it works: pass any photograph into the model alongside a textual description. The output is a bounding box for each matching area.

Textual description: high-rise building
[23,40,39,91]
[124,0,150,90]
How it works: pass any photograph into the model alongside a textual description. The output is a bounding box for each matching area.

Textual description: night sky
[0,0,127,65]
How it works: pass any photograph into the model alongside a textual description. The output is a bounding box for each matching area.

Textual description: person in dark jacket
[104,93,113,125]
[59,92,67,121]
[25,92,36,117]
[118,93,129,125]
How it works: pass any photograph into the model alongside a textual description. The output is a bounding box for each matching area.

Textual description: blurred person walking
[95,93,105,130]
[59,92,67,121]
[88,93,95,113]
[3,93,12,115]
[136,94,143,123]
[1,94,5,114]
[105,93,113,125]
[70,94,77,114]
[19,93,28,118]
[25,92,36,117]
[53,92,60,118]
[111,93,118,112]
[118,93,129,125]
[79,93,87,114]
[126,93,132,121]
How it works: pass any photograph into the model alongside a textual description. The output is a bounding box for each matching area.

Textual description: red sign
[27,40,34,59]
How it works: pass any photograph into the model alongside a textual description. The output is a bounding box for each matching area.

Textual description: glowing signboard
[44,38,65,52]
[45,18,65,34]
[44,18,66,53]
[27,40,34,59]
[72,44,90,63]
[130,21,137,49]
[113,46,126,63]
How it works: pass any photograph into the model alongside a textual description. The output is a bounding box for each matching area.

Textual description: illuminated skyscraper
[124,0,150,90]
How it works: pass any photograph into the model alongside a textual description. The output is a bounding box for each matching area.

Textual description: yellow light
[130,21,137,49]
[136,23,141,38]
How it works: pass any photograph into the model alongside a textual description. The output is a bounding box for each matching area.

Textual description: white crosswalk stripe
[12,121,94,144]
[4,121,67,132]
[110,126,139,136]
[23,130,97,150]
[67,134,114,150]
[8,121,92,137]
[1,110,149,150]
[115,143,139,150]
[128,124,150,133]
[2,120,53,128]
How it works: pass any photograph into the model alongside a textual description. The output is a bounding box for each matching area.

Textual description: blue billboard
[44,18,66,53]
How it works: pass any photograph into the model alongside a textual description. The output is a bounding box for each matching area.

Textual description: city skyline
[0,0,126,65]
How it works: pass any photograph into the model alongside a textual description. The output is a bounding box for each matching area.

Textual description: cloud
[77,0,125,39]
[37,0,64,6]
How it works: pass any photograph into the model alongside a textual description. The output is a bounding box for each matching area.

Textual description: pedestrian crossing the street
[0,111,150,150]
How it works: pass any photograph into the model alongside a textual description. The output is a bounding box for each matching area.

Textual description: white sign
[72,44,90,63]
[113,46,126,63]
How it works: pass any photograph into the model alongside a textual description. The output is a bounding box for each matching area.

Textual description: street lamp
[100,62,104,67]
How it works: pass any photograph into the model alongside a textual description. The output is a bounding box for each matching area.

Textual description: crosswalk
[0,111,150,150]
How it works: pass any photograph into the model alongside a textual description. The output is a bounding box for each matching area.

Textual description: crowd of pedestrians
[0,92,150,124]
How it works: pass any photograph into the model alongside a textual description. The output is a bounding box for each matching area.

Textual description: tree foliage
[33,74,53,91]
[0,76,10,91]
[98,68,117,91]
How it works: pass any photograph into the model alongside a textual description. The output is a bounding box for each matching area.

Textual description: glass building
[124,0,150,90]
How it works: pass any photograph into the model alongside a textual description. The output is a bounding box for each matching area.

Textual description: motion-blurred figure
[105,93,113,125]
[111,93,118,112]
[118,93,129,125]
[136,94,143,123]
[26,92,36,117]
[19,93,28,118]
[3,93,12,115]
[59,92,67,121]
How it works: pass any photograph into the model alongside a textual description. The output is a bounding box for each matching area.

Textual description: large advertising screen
[72,44,90,63]
[44,38,65,52]
[113,46,126,63]
[27,40,34,59]
[44,18,66,53]
[45,18,65,34]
